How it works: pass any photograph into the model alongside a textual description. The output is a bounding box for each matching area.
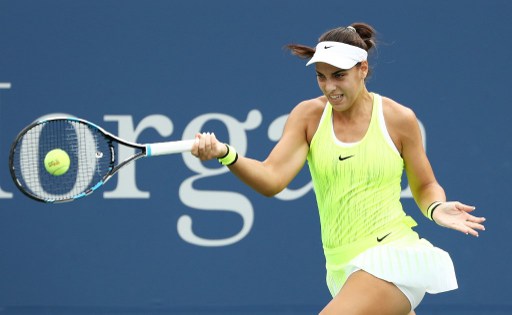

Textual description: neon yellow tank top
[307,93,406,249]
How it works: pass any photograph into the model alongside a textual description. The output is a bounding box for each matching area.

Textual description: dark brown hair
[286,22,377,60]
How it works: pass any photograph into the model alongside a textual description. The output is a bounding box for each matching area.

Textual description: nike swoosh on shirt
[338,155,354,161]
[377,232,392,242]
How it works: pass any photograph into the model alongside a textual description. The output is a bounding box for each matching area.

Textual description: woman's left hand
[432,201,486,237]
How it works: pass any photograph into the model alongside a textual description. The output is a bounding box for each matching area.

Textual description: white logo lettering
[103,114,175,199]
[0,83,13,198]
[177,110,261,246]
[2,107,427,248]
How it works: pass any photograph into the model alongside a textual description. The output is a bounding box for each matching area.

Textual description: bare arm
[192,102,312,197]
[398,107,445,215]
[387,100,486,236]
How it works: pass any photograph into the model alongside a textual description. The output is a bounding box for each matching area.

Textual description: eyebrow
[316,69,348,76]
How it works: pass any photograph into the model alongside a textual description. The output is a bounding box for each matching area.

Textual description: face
[315,61,368,111]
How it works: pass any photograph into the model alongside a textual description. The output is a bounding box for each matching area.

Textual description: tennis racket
[9,116,195,203]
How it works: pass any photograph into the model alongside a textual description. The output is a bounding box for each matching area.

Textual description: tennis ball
[44,149,70,176]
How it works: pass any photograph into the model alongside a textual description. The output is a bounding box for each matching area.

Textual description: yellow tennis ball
[44,149,70,176]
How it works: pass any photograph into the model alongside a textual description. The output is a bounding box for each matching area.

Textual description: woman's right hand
[191,132,228,161]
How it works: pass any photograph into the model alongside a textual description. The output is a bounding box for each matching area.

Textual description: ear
[359,61,369,79]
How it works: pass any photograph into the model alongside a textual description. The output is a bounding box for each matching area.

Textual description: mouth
[329,94,344,102]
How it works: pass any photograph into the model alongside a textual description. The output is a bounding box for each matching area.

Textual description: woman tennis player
[192,22,486,315]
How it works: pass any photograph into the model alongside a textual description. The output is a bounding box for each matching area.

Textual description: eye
[316,73,326,80]
[334,72,346,79]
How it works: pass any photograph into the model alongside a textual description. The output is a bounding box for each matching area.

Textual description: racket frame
[9,116,193,203]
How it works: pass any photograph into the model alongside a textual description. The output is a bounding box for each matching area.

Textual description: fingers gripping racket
[9,116,194,203]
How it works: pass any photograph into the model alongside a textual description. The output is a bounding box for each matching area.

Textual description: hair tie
[346,26,356,32]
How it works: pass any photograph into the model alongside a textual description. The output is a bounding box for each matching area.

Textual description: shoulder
[291,96,326,116]
[381,96,417,120]
[286,96,327,143]
[286,96,326,126]
[381,96,419,130]
[380,95,422,152]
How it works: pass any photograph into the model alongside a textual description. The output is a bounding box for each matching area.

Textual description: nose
[324,78,336,93]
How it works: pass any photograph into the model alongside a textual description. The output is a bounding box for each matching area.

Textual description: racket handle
[146,139,195,156]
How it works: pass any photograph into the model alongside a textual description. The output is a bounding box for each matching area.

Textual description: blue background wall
[0,1,510,314]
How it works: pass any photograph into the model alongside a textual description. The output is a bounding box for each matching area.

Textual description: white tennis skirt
[323,218,458,299]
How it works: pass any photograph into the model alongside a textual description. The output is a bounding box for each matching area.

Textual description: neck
[354,87,372,108]
[339,88,373,120]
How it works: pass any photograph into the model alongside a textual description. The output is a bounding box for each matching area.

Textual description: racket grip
[146,139,195,156]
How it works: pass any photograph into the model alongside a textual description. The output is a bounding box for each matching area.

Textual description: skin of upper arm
[261,100,317,192]
[385,99,442,205]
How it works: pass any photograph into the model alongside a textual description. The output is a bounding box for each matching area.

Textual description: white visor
[306,41,368,69]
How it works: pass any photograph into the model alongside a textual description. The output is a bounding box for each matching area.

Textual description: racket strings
[11,120,113,202]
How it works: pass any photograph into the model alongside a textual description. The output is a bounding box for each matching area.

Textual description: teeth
[331,95,342,99]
